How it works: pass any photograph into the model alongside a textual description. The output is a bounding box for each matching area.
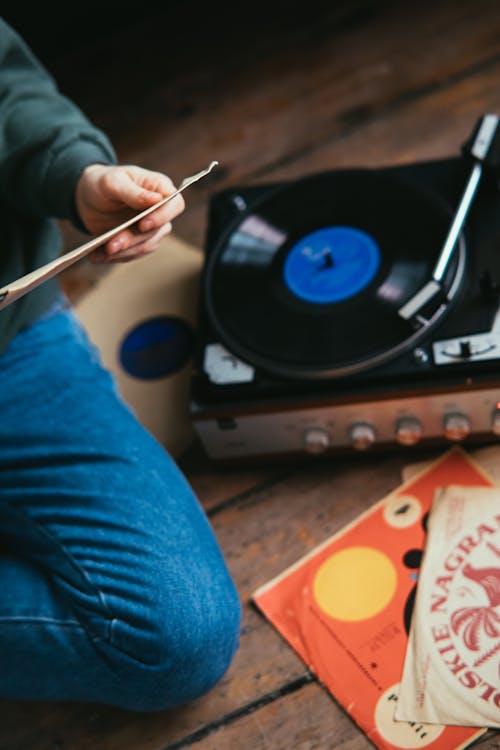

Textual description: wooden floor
[2,1,500,747]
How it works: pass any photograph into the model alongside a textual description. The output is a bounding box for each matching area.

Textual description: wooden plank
[178,683,500,750]
[173,681,361,750]
[0,682,356,750]
[51,0,500,190]
[49,0,500,242]
[474,732,500,750]
[168,56,500,254]
[255,62,500,179]
[2,682,498,750]
[210,453,411,596]
[179,444,290,514]
[190,466,289,514]
[55,0,500,293]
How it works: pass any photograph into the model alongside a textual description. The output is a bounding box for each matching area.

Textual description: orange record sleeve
[252,447,491,750]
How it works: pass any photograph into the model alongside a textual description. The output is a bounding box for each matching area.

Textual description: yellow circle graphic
[313,546,397,621]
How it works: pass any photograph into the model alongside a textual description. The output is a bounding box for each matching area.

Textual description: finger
[138,192,185,232]
[104,195,182,253]
[115,223,173,259]
[104,225,156,255]
[130,167,177,196]
[93,223,173,263]
[104,168,176,211]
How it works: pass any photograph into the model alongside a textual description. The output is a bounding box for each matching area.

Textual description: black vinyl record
[204,169,466,379]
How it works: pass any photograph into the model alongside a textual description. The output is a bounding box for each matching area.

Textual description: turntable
[190,114,500,461]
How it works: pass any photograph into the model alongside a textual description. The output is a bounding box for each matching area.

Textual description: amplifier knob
[350,422,376,451]
[443,412,471,442]
[303,426,331,454]
[396,417,422,446]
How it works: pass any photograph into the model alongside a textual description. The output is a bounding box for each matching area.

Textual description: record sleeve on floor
[396,483,500,728]
[252,448,491,750]
[75,234,203,458]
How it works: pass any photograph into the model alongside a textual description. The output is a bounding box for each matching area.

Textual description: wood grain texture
[49,0,500,249]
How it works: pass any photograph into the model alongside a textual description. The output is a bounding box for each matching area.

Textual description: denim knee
[103,577,242,712]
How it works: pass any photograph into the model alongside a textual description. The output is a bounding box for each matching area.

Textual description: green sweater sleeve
[0,18,117,222]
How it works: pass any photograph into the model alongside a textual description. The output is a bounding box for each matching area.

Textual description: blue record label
[119,316,193,380]
[283,226,380,303]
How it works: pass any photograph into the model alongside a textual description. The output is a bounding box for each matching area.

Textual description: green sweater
[0,18,116,354]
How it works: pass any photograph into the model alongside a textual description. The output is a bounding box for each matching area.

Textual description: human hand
[74,164,185,263]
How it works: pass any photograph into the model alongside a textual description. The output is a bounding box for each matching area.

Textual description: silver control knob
[303,426,331,454]
[443,412,471,442]
[350,422,376,451]
[395,417,422,446]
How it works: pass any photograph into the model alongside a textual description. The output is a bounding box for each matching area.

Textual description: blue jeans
[0,298,241,711]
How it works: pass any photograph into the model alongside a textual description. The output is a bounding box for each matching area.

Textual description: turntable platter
[204,169,466,379]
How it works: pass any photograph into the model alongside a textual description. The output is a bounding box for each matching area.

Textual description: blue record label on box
[119,316,193,380]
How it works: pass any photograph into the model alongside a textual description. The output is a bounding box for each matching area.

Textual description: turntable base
[190,148,500,462]
[192,380,500,460]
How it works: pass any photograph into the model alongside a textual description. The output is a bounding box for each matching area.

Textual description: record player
[189,114,500,461]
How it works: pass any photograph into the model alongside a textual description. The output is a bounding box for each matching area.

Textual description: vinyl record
[204,169,466,379]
